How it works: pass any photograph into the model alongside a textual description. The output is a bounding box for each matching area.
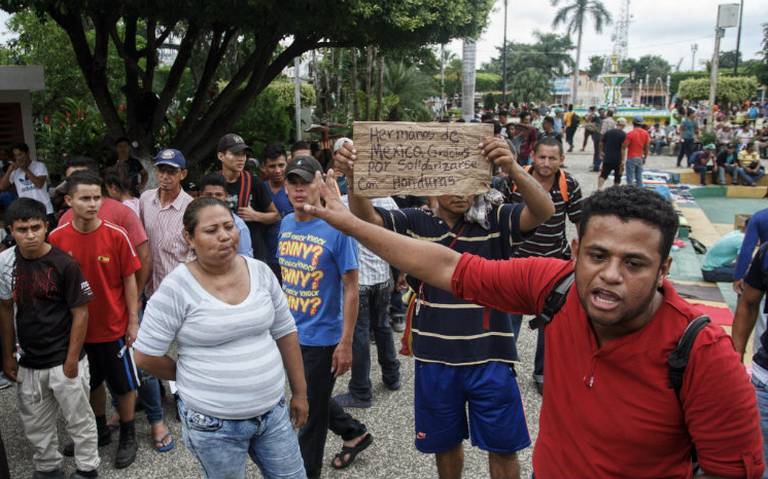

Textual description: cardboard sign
[351,122,493,197]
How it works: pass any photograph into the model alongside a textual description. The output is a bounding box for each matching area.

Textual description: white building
[0,65,44,156]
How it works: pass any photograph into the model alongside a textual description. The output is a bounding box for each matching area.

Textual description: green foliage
[232,80,315,157]
[475,72,501,92]
[35,98,110,172]
[0,0,494,165]
[551,0,612,36]
[485,32,574,83]
[383,60,436,121]
[2,11,125,113]
[621,55,672,82]
[587,55,604,79]
[677,76,759,104]
[509,68,552,104]
[669,71,710,96]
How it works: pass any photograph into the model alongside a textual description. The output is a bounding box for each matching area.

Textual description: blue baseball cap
[154,148,187,169]
[633,115,644,125]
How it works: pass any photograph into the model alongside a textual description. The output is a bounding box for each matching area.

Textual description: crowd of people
[0,102,765,479]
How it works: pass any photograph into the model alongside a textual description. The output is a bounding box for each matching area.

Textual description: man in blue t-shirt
[334,138,555,478]
[732,243,768,469]
[263,144,293,282]
[278,155,371,479]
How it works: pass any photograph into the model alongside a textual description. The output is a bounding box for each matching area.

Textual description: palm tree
[384,60,435,121]
[551,0,611,105]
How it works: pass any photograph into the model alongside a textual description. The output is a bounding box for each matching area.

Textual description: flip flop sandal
[331,433,373,470]
[153,431,175,453]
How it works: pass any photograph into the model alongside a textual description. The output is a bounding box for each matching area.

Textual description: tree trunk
[365,46,374,120]
[336,49,344,115]
[572,26,583,106]
[375,53,384,120]
[351,48,359,120]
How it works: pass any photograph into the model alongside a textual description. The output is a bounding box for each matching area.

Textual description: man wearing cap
[139,149,193,300]
[277,155,371,478]
[623,116,650,187]
[217,133,279,263]
[691,144,718,185]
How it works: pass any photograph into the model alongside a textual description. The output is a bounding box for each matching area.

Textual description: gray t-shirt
[134,256,296,420]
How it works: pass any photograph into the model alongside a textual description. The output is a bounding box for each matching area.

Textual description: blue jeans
[178,397,305,479]
[349,280,400,401]
[736,167,766,186]
[752,375,768,478]
[626,157,643,187]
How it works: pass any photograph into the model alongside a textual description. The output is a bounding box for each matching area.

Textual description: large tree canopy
[1,0,492,165]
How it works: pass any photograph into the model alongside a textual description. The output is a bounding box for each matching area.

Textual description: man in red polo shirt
[302,142,764,478]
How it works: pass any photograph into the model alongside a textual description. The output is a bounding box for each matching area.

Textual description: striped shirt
[139,188,193,297]
[341,195,397,286]
[506,170,582,259]
[134,257,296,420]
[376,204,527,365]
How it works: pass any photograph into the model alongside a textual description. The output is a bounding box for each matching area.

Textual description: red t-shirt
[624,127,651,159]
[452,254,764,479]
[59,197,148,248]
[49,220,142,343]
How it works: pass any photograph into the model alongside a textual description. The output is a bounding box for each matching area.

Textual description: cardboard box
[735,213,752,231]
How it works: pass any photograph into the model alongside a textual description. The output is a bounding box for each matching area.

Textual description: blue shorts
[414,361,530,454]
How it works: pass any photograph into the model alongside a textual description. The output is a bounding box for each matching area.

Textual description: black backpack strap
[529,271,575,330]
[667,315,711,396]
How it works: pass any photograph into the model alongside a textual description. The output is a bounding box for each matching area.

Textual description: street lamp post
[502,0,508,106]
[707,3,741,132]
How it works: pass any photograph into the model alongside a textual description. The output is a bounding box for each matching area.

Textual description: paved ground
[1,132,684,478]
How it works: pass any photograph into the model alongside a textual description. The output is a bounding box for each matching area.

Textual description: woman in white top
[134,197,307,479]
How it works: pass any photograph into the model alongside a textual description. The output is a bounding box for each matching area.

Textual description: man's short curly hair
[579,186,679,260]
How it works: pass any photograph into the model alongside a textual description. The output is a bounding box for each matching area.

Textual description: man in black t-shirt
[598,117,627,189]
[217,133,280,262]
[0,198,99,479]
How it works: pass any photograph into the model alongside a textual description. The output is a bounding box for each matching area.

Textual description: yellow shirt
[738,150,760,165]
[564,111,575,127]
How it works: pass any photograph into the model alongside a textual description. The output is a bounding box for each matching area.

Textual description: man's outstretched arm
[304,170,460,292]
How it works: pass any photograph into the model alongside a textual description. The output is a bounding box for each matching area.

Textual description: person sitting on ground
[649,123,667,155]
[135,197,308,479]
[692,144,718,185]
[738,121,755,147]
[716,143,739,185]
[0,198,99,479]
[735,143,764,186]
[103,167,140,217]
[717,123,735,147]
[701,225,746,282]
[302,177,765,479]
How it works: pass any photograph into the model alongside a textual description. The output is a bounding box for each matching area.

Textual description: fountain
[598,55,630,107]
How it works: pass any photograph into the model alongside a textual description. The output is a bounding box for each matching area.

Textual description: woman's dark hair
[579,186,679,261]
[66,171,103,196]
[183,197,232,236]
[103,167,130,194]
[5,198,47,227]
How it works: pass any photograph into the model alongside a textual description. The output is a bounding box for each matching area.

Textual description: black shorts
[600,161,622,182]
[84,339,140,395]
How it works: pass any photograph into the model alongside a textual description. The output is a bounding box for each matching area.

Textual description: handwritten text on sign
[352,122,493,197]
